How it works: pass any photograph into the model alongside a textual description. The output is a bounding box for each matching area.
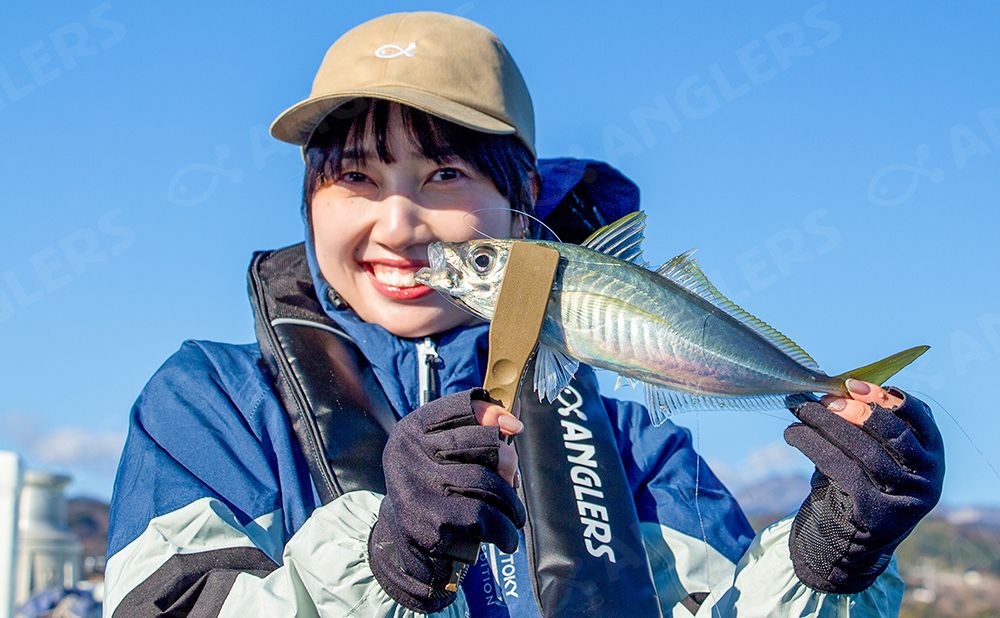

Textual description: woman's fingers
[845,379,905,408]
[821,379,904,426]
[472,399,522,486]
[473,400,524,437]
[498,442,518,486]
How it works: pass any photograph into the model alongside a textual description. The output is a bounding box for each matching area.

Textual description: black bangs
[303,98,537,228]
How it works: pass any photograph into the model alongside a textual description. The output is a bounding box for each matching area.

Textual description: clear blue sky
[2,1,998,506]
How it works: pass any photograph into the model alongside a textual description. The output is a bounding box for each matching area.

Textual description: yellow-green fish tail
[829,345,930,395]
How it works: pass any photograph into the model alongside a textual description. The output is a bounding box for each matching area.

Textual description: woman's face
[311,107,523,338]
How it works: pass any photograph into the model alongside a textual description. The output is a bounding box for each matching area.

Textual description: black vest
[248,244,662,618]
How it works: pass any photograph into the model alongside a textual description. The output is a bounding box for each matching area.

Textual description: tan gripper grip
[482,241,560,411]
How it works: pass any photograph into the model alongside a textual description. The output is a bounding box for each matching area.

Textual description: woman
[104,12,944,617]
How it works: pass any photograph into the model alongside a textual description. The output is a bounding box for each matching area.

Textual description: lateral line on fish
[909,390,1000,485]
[561,289,805,392]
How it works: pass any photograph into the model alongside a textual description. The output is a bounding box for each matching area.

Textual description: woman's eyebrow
[340,147,375,162]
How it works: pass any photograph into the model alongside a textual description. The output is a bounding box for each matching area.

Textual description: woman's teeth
[371,264,419,287]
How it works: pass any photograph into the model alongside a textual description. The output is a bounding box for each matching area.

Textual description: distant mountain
[938,505,1000,528]
[729,473,811,522]
[67,496,109,573]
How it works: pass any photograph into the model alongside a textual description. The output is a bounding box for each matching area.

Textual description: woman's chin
[363,301,481,339]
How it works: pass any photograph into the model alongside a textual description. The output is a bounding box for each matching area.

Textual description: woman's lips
[362,260,434,301]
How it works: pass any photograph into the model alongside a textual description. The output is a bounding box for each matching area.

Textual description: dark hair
[303,98,537,231]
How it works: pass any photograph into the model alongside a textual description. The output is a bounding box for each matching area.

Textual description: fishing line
[435,290,488,322]
[908,389,1000,484]
[462,207,563,242]
[692,411,723,618]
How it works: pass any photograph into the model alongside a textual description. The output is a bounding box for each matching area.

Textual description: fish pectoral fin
[643,384,791,426]
[533,344,580,402]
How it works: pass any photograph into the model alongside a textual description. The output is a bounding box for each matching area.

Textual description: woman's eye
[340,171,371,184]
[431,167,466,182]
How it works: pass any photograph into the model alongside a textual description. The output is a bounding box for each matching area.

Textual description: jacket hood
[302,157,640,416]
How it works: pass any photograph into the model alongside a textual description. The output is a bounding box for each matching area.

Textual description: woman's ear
[529,170,541,206]
[513,213,528,239]
[511,171,540,239]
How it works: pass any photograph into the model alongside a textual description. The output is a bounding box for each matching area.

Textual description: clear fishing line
[462,208,563,242]
[908,389,1000,484]
[692,411,720,617]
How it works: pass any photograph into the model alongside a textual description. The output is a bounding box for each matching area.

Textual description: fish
[414,211,928,425]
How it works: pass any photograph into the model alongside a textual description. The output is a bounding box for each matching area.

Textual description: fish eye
[471,246,495,273]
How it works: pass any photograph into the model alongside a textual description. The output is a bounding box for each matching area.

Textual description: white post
[0,452,23,618]
[14,471,82,607]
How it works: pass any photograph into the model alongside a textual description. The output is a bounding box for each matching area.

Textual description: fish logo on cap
[375,42,416,58]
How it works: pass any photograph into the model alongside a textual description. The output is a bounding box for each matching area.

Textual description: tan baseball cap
[270,12,535,156]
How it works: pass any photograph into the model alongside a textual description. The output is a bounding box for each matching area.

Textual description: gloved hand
[368,388,526,613]
[784,381,945,594]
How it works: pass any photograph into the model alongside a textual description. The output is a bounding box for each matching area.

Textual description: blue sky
[1,1,998,506]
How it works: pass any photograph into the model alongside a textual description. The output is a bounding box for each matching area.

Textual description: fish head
[415,239,513,320]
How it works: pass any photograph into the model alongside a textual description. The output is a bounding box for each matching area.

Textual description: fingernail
[498,415,524,434]
[846,379,871,396]
[827,398,847,412]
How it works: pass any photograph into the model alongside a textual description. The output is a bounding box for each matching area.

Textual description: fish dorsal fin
[655,251,821,371]
[580,211,646,264]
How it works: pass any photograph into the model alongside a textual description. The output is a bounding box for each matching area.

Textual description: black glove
[368,388,526,613]
[783,389,945,594]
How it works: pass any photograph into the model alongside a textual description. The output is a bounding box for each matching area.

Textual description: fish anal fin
[654,251,821,371]
[614,374,641,391]
[644,384,790,426]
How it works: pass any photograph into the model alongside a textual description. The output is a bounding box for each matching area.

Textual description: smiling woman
[100,10,942,618]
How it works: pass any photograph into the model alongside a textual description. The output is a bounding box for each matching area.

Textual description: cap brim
[270,86,518,146]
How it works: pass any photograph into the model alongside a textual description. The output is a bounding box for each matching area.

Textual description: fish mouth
[415,243,460,294]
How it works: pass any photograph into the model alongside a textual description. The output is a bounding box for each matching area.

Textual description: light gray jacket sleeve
[104,490,468,618]
[643,515,904,617]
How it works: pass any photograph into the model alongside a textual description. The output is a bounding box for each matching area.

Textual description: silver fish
[415,212,927,425]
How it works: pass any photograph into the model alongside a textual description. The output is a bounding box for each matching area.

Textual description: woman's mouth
[363,260,435,300]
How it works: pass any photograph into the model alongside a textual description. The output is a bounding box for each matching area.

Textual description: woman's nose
[370,193,429,249]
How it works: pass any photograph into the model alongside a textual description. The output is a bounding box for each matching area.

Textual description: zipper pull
[416,337,440,406]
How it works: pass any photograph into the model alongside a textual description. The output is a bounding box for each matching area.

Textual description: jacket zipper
[416,337,440,406]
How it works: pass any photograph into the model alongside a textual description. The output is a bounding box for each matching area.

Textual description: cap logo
[374,42,416,59]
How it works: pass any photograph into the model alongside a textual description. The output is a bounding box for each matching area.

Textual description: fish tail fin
[831,345,930,392]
